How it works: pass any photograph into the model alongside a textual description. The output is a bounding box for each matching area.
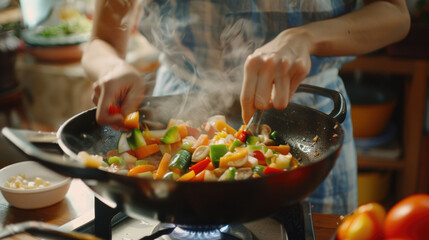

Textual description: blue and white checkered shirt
[139,0,359,215]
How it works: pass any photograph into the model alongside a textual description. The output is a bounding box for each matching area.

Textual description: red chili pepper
[262,166,285,175]
[236,130,246,143]
[253,150,266,165]
[189,157,211,175]
[108,104,121,115]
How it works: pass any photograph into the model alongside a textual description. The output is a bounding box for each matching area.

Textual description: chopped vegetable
[219,147,248,169]
[235,129,247,143]
[192,170,206,182]
[169,149,192,174]
[246,135,260,145]
[127,128,147,150]
[137,171,154,178]
[190,134,209,152]
[267,145,290,155]
[214,120,237,135]
[269,130,279,144]
[189,157,211,175]
[181,136,196,151]
[219,167,236,181]
[154,153,172,179]
[209,144,229,168]
[108,104,121,115]
[135,144,160,159]
[128,165,156,177]
[177,170,195,182]
[252,165,266,177]
[252,150,266,165]
[262,166,285,175]
[118,132,131,153]
[124,111,140,129]
[163,171,180,180]
[160,126,181,144]
[191,145,210,162]
[136,160,148,166]
[229,139,243,152]
[108,156,125,166]
[177,124,188,138]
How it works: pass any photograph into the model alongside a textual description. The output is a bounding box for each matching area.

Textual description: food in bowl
[0,161,72,209]
[3,174,51,190]
[78,113,302,182]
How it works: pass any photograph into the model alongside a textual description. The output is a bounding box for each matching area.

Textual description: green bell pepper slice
[209,144,229,168]
[160,126,181,144]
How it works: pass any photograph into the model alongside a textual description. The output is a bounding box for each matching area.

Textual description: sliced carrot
[124,111,140,129]
[267,145,290,155]
[177,170,196,182]
[127,164,156,177]
[190,134,209,152]
[144,138,162,145]
[135,144,160,159]
[177,124,188,139]
[192,170,206,182]
[155,153,172,179]
[214,120,237,135]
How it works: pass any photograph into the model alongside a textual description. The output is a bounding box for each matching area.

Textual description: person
[81,0,410,215]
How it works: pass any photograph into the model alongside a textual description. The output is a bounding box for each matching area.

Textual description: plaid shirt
[139,0,359,215]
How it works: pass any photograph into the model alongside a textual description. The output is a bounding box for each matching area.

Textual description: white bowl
[0,161,71,209]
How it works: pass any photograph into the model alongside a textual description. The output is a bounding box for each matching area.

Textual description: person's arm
[81,0,144,129]
[241,0,410,123]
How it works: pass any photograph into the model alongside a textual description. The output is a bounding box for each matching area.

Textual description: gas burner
[148,223,255,240]
[69,197,313,240]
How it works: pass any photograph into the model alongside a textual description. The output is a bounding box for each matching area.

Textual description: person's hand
[92,61,146,130]
[240,28,312,123]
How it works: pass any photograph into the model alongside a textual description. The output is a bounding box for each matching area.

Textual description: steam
[138,1,265,122]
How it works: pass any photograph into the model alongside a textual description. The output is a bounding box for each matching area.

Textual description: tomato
[336,202,385,240]
[355,202,386,227]
[384,194,429,240]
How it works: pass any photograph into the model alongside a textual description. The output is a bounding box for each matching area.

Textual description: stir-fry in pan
[77,111,301,182]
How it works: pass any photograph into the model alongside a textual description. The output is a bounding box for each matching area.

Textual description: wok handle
[1,127,107,180]
[0,221,101,240]
[297,84,347,123]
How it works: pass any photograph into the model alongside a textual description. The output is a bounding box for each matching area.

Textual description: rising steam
[137,1,265,122]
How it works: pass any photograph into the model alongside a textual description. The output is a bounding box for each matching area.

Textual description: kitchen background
[0,0,428,210]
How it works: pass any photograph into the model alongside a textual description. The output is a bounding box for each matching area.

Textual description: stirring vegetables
[77,112,301,181]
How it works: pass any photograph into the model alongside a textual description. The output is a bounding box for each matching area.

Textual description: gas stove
[60,197,315,240]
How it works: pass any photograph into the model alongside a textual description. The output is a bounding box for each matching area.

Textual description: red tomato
[336,202,385,240]
[384,194,429,240]
[355,202,386,228]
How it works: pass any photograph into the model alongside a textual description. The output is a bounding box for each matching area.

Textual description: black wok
[2,84,345,225]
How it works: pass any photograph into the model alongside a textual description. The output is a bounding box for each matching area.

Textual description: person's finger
[272,58,290,110]
[254,55,275,110]
[287,57,311,102]
[241,55,262,124]
[119,79,146,116]
[91,82,101,106]
[96,82,124,128]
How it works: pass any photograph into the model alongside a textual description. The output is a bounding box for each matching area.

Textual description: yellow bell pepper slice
[177,170,196,182]
[124,111,140,130]
[219,147,248,169]
[214,120,237,135]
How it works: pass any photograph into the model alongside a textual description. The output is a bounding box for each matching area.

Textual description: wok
[2,84,345,225]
